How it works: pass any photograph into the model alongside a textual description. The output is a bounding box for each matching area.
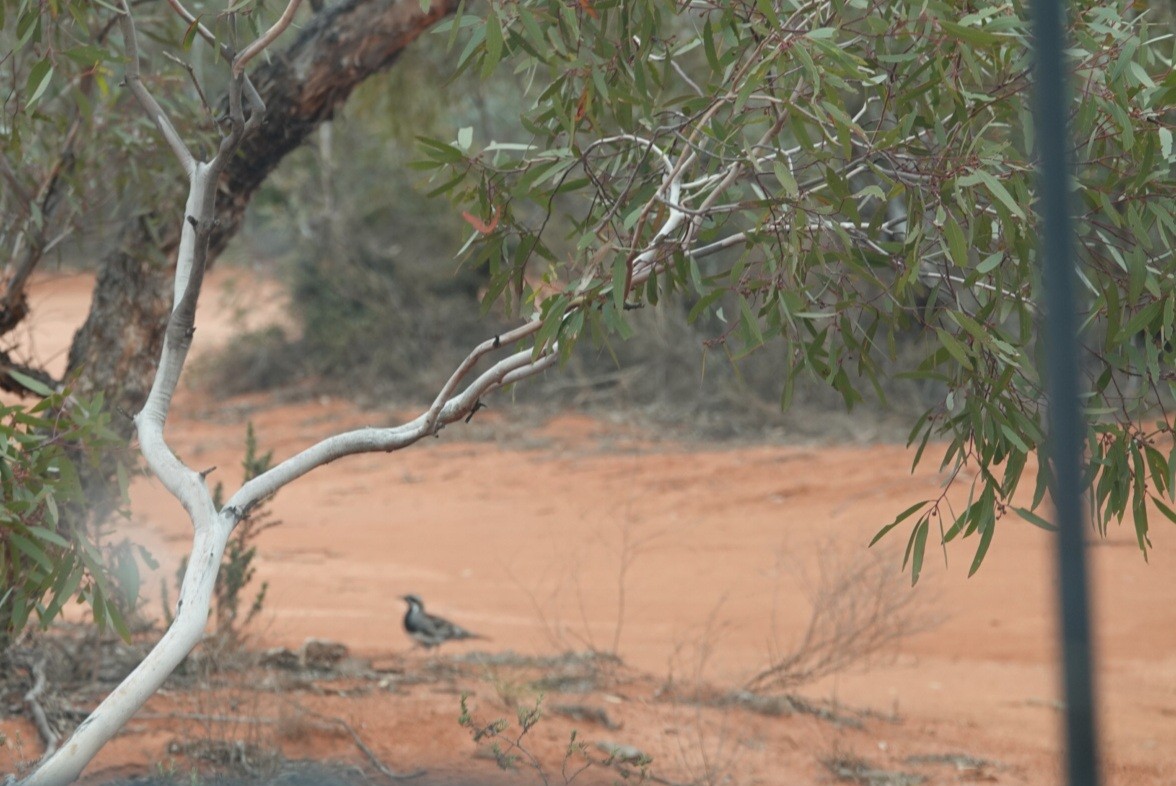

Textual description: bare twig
[117,0,195,173]
[233,0,305,76]
[746,545,940,693]
[0,117,83,338]
[295,707,426,780]
[162,51,215,120]
[136,712,279,725]
[23,658,60,759]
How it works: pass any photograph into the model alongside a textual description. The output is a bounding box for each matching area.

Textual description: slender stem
[231,345,557,514]
[118,0,196,174]
[166,0,220,51]
[233,0,305,75]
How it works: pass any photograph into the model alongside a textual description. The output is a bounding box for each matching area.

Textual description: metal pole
[1029,0,1101,783]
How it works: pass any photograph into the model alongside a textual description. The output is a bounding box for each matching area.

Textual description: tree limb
[117,1,195,175]
[230,343,557,515]
[66,0,462,422]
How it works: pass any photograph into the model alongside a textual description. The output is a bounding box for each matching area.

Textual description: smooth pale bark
[67,0,460,423]
[17,2,465,784]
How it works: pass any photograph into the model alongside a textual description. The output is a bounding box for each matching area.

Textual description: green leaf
[24,59,53,109]
[943,215,968,267]
[11,533,54,574]
[755,0,780,28]
[967,518,995,577]
[114,551,141,606]
[939,19,1000,47]
[687,288,726,323]
[456,126,473,151]
[1120,301,1161,343]
[16,8,41,47]
[738,297,763,348]
[905,518,929,586]
[483,10,504,77]
[701,17,719,73]
[108,595,135,642]
[871,500,929,546]
[960,169,1026,221]
[26,525,69,549]
[975,252,1004,275]
[935,328,973,370]
[63,45,109,65]
[611,253,629,314]
[92,585,107,631]
[182,16,204,51]
[44,562,85,621]
[772,160,798,199]
[533,295,569,356]
[1144,444,1169,497]
[416,136,467,164]
[1013,506,1057,532]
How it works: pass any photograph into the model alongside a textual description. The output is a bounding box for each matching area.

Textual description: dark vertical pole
[1029,0,1101,784]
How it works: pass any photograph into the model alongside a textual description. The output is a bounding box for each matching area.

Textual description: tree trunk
[66,0,459,419]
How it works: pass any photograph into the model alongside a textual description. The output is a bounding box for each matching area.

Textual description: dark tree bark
[66,0,459,420]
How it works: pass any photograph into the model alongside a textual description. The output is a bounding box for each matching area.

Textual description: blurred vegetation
[208,42,931,440]
[0,376,145,652]
[4,0,1173,594]
[200,0,1176,583]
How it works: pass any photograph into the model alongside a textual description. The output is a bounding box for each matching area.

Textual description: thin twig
[117,0,195,173]
[136,712,280,725]
[296,707,426,781]
[162,51,215,121]
[0,154,34,208]
[23,658,60,759]
[165,0,223,55]
[233,0,305,75]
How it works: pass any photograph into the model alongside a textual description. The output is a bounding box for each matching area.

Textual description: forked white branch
[13,1,545,784]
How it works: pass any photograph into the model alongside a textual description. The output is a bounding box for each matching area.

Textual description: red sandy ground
[2,270,1175,785]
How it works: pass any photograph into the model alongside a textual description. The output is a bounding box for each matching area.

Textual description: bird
[400,594,485,650]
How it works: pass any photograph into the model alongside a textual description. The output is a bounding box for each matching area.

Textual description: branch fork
[19,3,558,782]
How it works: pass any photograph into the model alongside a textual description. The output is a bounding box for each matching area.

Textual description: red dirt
[2,269,1175,785]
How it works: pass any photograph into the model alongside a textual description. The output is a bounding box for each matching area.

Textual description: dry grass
[747,544,940,694]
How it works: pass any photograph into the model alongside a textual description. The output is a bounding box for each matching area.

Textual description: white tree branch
[18,3,290,782]
[229,344,557,514]
[19,505,226,786]
[422,318,544,433]
[117,2,195,175]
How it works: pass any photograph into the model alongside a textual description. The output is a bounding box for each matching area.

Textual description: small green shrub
[0,375,145,652]
[459,693,602,786]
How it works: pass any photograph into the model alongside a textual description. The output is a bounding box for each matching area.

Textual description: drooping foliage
[417,0,1176,579]
[0,376,142,647]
